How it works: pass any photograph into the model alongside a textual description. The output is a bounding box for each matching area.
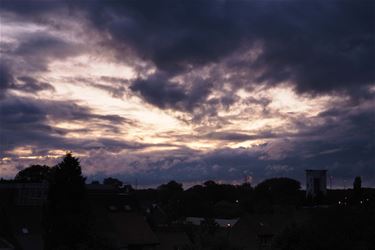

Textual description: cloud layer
[0,0,374,187]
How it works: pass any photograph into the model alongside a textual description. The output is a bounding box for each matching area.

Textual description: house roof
[155,231,192,250]
[228,213,292,249]
[185,217,239,227]
[2,206,44,250]
[109,212,159,246]
[91,207,159,247]
[88,191,139,212]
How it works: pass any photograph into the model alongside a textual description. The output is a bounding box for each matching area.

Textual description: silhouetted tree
[256,178,301,194]
[90,180,100,185]
[157,181,184,221]
[103,177,123,188]
[45,153,88,249]
[255,178,301,206]
[158,180,183,192]
[15,164,50,182]
[204,180,217,187]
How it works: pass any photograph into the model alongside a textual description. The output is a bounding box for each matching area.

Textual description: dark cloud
[15,76,55,92]
[2,0,374,94]
[0,0,63,16]
[8,32,82,72]
[204,131,276,142]
[48,0,371,115]
[0,61,13,98]
[0,95,136,156]
[0,62,54,99]
[14,32,77,57]
[130,73,211,112]
[254,1,375,94]
[1,0,374,186]
[77,0,374,93]
[79,0,248,72]
[2,0,373,111]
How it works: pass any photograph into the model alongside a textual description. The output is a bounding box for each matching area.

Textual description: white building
[305,170,327,197]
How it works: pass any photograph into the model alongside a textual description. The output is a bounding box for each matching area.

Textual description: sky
[0,0,374,187]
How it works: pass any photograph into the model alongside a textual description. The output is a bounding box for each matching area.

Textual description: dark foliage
[158,180,183,192]
[45,153,89,249]
[103,177,123,188]
[14,164,51,182]
[255,178,301,207]
[157,181,184,221]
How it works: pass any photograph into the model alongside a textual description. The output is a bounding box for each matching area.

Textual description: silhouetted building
[229,213,299,250]
[154,228,192,250]
[88,188,159,249]
[3,207,44,250]
[0,182,48,206]
[306,170,327,197]
[185,217,238,228]
[0,183,46,250]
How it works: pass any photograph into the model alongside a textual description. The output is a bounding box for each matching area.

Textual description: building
[229,213,295,250]
[305,170,327,197]
[88,188,159,249]
[0,182,47,250]
[185,217,239,228]
[0,182,48,206]
[154,228,193,250]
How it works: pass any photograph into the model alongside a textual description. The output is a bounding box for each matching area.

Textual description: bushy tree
[256,178,301,194]
[203,180,217,187]
[45,153,88,249]
[103,177,123,188]
[15,164,50,182]
[157,181,184,221]
[255,178,301,206]
[158,180,183,192]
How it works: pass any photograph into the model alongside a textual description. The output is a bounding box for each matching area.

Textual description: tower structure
[305,170,327,197]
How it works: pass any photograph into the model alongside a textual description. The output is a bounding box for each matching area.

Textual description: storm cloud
[80,1,374,90]
[0,0,374,186]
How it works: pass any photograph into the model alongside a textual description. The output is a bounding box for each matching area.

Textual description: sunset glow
[1,0,374,186]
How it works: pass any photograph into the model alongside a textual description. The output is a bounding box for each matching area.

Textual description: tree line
[2,152,373,250]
